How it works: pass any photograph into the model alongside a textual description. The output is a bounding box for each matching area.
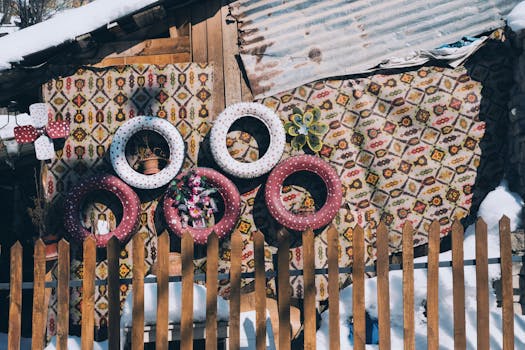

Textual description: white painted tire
[110,116,185,189]
[210,102,285,178]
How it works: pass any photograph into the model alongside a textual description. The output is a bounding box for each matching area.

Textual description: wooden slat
[181,232,195,350]
[81,236,96,350]
[230,230,243,350]
[352,225,365,350]
[157,232,170,350]
[303,228,316,350]
[190,1,208,62]
[206,232,219,350]
[107,237,121,349]
[57,240,70,350]
[475,218,489,350]
[207,0,225,118]
[499,216,514,350]
[254,231,267,350]
[32,240,46,350]
[277,228,291,350]
[376,222,391,350]
[326,224,341,350]
[8,242,22,350]
[451,219,466,350]
[403,222,415,350]
[221,1,243,106]
[132,233,145,350]
[103,37,191,58]
[94,53,190,67]
[427,221,440,350]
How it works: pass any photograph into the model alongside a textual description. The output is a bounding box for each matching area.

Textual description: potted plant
[135,134,168,175]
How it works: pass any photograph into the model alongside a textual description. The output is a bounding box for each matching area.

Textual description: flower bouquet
[168,170,219,228]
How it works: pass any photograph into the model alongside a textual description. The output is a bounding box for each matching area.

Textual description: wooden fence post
[376,222,391,350]
[427,221,440,350]
[277,228,291,350]
[254,231,266,350]
[303,228,316,350]
[206,232,218,350]
[181,232,195,350]
[57,240,70,350]
[132,233,145,350]
[107,236,121,350]
[230,229,242,350]
[157,232,170,350]
[475,218,489,350]
[8,242,22,350]
[499,216,514,350]
[32,240,46,350]
[451,220,466,350]
[81,236,96,350]
[352,225,365,350]
[327,224,340,350]
[402,222,415,350]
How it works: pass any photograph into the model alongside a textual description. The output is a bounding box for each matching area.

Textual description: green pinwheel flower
[284,106,329,152]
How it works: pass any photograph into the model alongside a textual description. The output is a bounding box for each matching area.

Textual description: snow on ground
[316,180,525,349]
[0,0,159,70]
[44,336,107,350]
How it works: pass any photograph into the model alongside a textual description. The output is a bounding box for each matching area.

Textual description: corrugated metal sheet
[231,0,519,98]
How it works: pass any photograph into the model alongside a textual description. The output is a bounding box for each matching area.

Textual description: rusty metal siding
[231,0,519,98]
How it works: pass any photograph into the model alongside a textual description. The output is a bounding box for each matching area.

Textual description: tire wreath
[64,174,141,248]
[265,155,342,231]
[163,168,241,244]
[110,116,185,189]
[210,102,285,178]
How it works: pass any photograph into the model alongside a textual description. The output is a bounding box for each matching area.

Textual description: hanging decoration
[284,106,329,152]
[13,103,69,160]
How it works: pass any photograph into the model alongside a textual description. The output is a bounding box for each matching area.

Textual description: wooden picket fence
[3,216,519,350]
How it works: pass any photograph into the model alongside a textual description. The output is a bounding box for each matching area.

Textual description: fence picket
[81,236,96,350]
[107,237,120,349]
[303,228,316,350]
[132,233,145,350]
[8,242,22,350]
[327,224,340,350]
[427,221,440,350]
[254,231,266,350]
[32,240,46,350]
[353,224,365,350]
[230,229,242,350]
[451,219,466,350]
[277,228,291,350]
[156,232,170,350]
[475,218,489,350]
[499,216,514,350]
[181,232,195,350]
[376,222,391,350]
[57,240,70,350]
[403,222,415,350]
[206,232,218,350]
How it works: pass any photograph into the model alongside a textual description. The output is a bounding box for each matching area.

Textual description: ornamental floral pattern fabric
[42,63,213,337]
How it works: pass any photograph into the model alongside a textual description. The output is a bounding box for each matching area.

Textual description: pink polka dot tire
[163,167,241,245]
[110,116,185,189]
[64,174,141,248]
[210,102,286,178]
[265,155,343,231]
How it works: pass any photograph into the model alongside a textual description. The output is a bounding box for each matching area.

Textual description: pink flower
[189,206,202,219]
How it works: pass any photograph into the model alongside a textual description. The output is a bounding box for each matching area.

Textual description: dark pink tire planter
[265,155,343,231]
[64,174,141,248]
[163,168,241,245]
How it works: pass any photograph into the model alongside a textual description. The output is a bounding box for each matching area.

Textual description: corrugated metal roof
[231,0,519,98]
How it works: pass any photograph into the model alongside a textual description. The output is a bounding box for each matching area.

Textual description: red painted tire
[265,155,342,231]
[64,174,141,248]
[163,168,241,244]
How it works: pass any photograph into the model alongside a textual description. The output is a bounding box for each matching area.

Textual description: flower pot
[140,156,163,175]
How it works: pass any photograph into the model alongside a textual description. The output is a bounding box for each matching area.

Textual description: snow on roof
[0,0,161,70]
